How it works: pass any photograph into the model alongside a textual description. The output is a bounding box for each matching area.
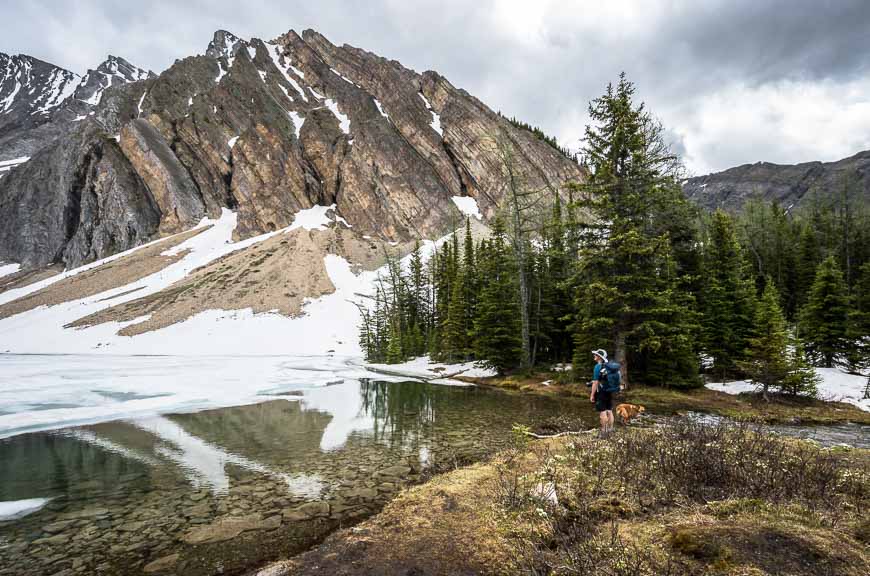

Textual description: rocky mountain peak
[73,55,152,107]
[0,27,584,270]
[684,150,870,212]
[206,30,246,60]
[0,53,79,118]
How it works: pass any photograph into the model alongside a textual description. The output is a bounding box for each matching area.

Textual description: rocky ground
[261,423,869,576]
[0,227,206,320]
[67,225,395,336]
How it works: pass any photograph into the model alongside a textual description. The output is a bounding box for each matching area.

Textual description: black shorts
[595,389,614,412]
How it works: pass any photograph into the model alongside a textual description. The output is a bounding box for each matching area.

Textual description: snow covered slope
[706,369,870,412]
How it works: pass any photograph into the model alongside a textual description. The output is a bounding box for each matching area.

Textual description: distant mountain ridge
[683,150,870,212]
[0,28,582,269]
[0,52,153,164]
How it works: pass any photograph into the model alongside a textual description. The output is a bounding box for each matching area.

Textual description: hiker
[589,349,616,437]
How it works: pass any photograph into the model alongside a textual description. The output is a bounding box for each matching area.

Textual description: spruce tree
[740,280,790,401]
[445,260,468,361]
[846,261,870,371]
[799,256,850,367]
[462,218,477,355]
[569,73,699,387]
[474,218,523,374]
[386,320,404,364]
[701,210,757,380]
[781,339,820,398]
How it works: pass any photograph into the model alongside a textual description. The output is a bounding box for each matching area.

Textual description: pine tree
[386,320,404,364]
[462,218,477,355]
[846,261,870,371]
[781,339,820,398]
[445,258,468,361]
[701,210,757,380]
[474,218,523,374]
[799,256,850,367]
[569,73,699,387]
[740,281,790,401]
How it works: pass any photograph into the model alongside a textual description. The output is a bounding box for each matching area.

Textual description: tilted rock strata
[0,28,584,271]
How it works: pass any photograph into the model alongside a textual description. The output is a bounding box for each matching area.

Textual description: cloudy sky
[2,0,870,174]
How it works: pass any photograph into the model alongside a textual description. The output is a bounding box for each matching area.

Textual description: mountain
[0,29,582,270]
[0,52,153,173]
[0,28,582,352]
[683,150,870,212]
[0,53,79,162]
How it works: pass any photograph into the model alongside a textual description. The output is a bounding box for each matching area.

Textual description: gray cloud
[2,0,869,174]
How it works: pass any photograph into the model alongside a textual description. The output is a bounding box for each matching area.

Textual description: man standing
[590,349,615,437]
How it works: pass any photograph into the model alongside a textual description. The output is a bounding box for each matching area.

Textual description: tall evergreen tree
[445,256,469,361]
[462,218,477,353]
[569,73,699,387]
[701,210,757,380]
[474,218,523,374]
[846,261,870,370]
[799,256,851,367]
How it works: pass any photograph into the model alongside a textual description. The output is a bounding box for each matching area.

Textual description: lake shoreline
[260,420,870,576]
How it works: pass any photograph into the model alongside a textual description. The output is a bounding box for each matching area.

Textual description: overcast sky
[2,0,870,174]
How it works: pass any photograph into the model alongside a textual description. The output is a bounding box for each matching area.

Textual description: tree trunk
[614,331,628,389]
[518,260,531,367]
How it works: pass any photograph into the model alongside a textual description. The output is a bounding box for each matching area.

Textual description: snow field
[706,368,869,412]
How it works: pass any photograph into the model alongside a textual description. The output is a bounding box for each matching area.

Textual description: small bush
[498,418,870,575]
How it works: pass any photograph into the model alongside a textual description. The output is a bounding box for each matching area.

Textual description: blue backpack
[600,361,622,393]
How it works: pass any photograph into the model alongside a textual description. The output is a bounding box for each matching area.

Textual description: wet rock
[185,501,212,518]
[143,553,180,573]
[41,520,76,534]
[377,465,411,477]
[181,513,278,544]
[281,501,329,522]
[341,487,377,500]
[58,507,109,520]
[117,520,146,532]
[33,533,71,546]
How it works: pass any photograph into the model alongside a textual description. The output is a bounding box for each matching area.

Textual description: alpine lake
[1,378,867,576]
[0,379,577,576]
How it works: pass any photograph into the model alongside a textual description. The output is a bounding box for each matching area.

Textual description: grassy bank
[266,421,869,576]
[458,371,870,425]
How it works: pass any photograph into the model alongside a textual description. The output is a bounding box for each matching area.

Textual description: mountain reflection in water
[0,378,572,576]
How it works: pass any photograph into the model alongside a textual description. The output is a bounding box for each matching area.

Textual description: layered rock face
[684,151,870,212]
[0,29,583,269]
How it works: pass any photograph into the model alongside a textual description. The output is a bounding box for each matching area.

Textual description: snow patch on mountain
[451,196,482,220]
[324,99,350,134]
[0,262,21,278]
[0,156,29,178]
[32,68,78,114]
[288,111,305,137]
[419,92,443,136]
[267,44,308,102]
[373,97,390,121]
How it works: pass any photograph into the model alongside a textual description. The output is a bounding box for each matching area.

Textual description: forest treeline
[359,75,870,397]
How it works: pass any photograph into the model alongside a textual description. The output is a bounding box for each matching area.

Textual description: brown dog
[616,403,645,425]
